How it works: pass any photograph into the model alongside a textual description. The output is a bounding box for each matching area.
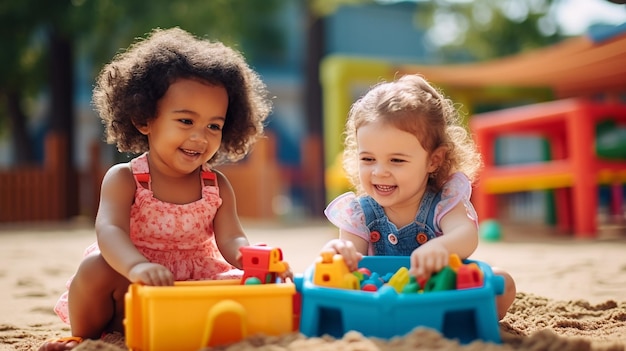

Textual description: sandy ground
[1,218,625,350]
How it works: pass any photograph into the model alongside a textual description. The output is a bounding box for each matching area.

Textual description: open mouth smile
[375,184,396,193]
[181,148,202,157]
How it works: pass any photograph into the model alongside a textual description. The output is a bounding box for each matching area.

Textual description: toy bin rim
[300,255,503,299]
[131,280,296,298]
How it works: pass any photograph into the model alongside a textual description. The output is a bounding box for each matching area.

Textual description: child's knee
[491,267,516,319]
[72,254,127,290]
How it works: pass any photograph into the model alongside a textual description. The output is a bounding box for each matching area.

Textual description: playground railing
[470,97,626,238]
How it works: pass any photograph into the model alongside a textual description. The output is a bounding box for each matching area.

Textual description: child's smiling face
[356,119,438,214]
[137,78,228,177]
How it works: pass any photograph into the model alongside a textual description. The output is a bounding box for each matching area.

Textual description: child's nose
[372,164,388,176]
[190,129,209,144]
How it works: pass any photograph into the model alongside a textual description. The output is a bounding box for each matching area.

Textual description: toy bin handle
[200,300,247,347]
[491,274,505,296]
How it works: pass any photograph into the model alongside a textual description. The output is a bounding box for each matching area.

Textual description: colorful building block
[239,244,290,284]
[401,277,420,293]
[456,264,484,290]
[312,252,359,290]
[387,267,410,293]
[448,253,463,271]
[423,266,457,292]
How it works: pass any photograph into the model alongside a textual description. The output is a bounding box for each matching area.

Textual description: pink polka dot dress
[54,153,240,324]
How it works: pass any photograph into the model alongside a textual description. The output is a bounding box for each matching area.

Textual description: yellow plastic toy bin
[124,279,296,351]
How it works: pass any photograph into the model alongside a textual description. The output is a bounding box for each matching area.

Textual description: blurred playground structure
[1,4,625,239]
[322,23,626,238]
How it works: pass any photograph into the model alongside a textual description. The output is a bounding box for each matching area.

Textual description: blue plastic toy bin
[297,256,504,344]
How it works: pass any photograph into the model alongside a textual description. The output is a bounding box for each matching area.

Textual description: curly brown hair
[92,27,272,166]
[342,74,482,195]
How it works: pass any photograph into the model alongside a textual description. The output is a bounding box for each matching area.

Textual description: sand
[1,218,625,351]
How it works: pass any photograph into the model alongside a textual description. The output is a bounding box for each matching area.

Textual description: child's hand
[409,241,449,280]
[128,262,174,286]
[235,250,244,269]
[278,262,294,282]
[321,239,363,272]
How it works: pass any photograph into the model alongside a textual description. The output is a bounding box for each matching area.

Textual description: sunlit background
[1,0,625,229]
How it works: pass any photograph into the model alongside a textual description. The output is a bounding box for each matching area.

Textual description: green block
[424,266,457,292]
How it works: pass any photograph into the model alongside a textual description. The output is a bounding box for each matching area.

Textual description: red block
[456,265,483,290]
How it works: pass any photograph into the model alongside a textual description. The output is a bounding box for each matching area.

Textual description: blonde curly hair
[342,74,482,195]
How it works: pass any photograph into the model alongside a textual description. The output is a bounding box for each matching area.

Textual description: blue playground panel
[297,256,505,344]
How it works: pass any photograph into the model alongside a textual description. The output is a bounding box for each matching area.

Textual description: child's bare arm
[213,170,250,269]
[96,164,174,286]
[436,201,479,258]
[409,201,478,279]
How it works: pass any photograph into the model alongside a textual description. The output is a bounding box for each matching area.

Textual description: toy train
[124,245,504,351]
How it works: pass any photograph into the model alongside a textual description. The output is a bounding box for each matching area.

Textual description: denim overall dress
[358,190,442,256]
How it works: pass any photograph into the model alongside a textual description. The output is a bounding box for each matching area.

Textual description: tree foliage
[414,0,565,62]
[0,0,285,164]
[309,0,567,62]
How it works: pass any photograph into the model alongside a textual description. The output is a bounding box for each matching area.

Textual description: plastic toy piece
[464,263,484,281]
[353,270,365,281]
[312,252,359,289]
[344,273,361,290]
[456,264,484,289]
[361,278,382,289]
[401,276,420,293]
[382,272,394,282]
[357,267,371,277]
[479,219,502,242]
[423,266,456,292]
[362,283,378,292]
[387,267,410,293]
[292,291,302,330]
[417,276,428,290]
[239,244,289,284]
[125,280,296,351]
[448,253,463,271]
[243,277,262,285]
[369,272,384,285]
[402,282,420,293]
